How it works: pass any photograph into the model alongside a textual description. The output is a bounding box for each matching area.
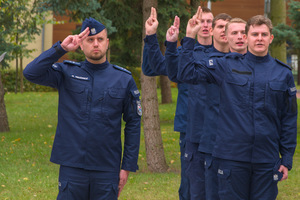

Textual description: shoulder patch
[113,65,132,75]
[63,60,81,67]
[52,63,62,71]
[275,59,292,70]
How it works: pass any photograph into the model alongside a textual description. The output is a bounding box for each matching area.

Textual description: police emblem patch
[209,59,214,66]
[137,100,142,116]
[91,28,96,35]
[290,87,297,93]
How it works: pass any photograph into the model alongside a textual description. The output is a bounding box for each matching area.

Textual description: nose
[258,34,262,40]
[238,32,243,39]
[93,39,99,46]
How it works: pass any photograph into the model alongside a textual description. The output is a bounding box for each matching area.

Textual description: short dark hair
[212,13,232,29]
[245,15,273,35]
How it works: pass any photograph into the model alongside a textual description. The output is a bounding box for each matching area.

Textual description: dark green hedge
[1,67,141,93]
[0,70,56,93]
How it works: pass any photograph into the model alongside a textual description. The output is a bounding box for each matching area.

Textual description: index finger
[151,7,157,19]
[174,16,180,29]
[196,6,202,20]
[78,27,90,39]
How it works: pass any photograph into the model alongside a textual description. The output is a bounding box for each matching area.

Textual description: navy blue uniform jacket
[23,42,141,173]
[142,34,188,133]
[178,37,297,169]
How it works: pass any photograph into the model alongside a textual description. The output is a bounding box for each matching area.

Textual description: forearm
[177,37,210,84]
[165,41,180,82]
[145,34,167,76]
[23,41,66,86]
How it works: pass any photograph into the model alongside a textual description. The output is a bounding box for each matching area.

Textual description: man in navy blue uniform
[143,7,190,199]
[178,14,297,200]
[23,17,141,200]
[165,7,233,200]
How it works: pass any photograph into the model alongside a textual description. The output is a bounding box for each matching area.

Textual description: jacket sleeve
[177,37,215,84]
[142,34,167,76]
[165,41,181,83]
[23,41,67,88]
[121,78,142,172]
[279,73,298,170]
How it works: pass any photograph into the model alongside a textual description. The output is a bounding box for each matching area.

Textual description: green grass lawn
[1,89,300,199]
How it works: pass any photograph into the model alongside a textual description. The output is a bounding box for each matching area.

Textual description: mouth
[202,29,209,34]
[256,43,264,47]
[236,42,244,46]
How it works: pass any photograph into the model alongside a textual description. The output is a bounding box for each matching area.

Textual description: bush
[1,67,141,93]
[124,66,141,89]
[0,69,56,93]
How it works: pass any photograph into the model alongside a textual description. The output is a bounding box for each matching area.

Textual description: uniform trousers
[217,158,282,200]
[185,141,205,200]
[57,165,119,200]
[179,132,191,200]
[204,154,219,200]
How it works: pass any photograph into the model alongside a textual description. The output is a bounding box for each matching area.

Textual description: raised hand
[186,6,202,39]
[61,27,90,52]
[166,16,180,42]
[145,7,159,35]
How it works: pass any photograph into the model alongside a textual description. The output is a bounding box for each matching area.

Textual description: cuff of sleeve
[181,37,195,50]
[121,163,139,172]
[144,34,158,45]
[165,40,177,52]
[281,154,293,170]
[52,41,68,56]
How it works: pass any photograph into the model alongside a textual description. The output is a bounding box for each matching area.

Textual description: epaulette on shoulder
[63,60,81,67]
[275,58,291,70]
[225,52,244,59]
[113,65,132,75]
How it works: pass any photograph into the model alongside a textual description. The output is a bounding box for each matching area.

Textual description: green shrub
[1,67,141,92]
[0,69,56,93]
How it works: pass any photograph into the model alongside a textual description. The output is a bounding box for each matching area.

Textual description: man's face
[245,24,274,57]
[211,19,229,45]
[226,23,247,54]
[197,12,214,39]
[80,30,109,64]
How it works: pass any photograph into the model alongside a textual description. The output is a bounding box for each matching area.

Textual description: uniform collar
[84,60,110,71]
[245,51,271,63]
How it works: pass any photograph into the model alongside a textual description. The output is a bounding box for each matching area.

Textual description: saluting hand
[145,7,159,35]
[61,27,90,52]
[186,6,202,39]
[166,16,180,42]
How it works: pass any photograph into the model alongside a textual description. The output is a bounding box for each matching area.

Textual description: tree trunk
[20,56,24,93]
[270,0,287,63]
[15,55,18,94]
[0,71,10,132]
[160,75,172,104]
[141,0,168,172]
[297,51,300,85]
